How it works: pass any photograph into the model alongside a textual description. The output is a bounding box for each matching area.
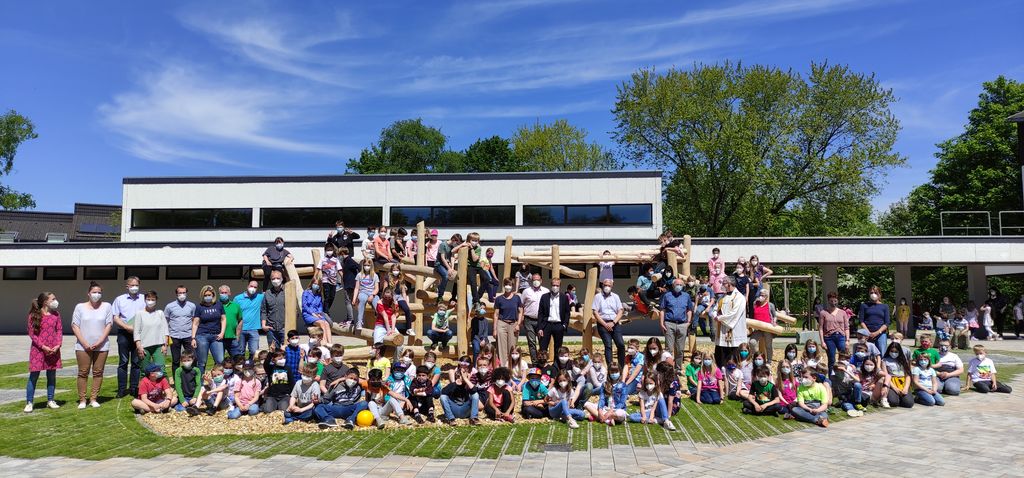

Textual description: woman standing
[25,292,63,412]
[133,290,169,374]
[191,285,226,374]
[857,286,891,355]
[819,291,850,372]
[72,282,112,409]
[896,298,911,337]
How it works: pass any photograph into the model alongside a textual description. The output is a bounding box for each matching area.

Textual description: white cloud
[99,64,343,164]
[416,99,606,119]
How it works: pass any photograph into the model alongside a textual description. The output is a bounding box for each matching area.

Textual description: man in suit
[537,278,571,356]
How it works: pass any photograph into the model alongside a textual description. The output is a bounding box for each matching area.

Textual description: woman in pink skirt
[25,291,63,413]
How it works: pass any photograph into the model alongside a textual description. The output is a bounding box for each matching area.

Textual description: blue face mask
[754,359,764,367]
[739,351,749,359]
[393,372,405,380]
[311,284,320,292]
[609,373,620,381]
[702,359,712,367]
[528,379,541,388]
[223,369,233,376]
[219,294,230,302]
[368,231,376,239]
[807,347,817,354]
[582,355,590,363]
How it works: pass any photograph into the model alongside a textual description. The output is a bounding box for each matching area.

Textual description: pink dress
[28,313,63,372]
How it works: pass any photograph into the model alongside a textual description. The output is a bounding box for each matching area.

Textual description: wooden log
[411,221,427,347]
[746,319,786,335]
[682,235,692,277]
[516,259,586,279]
[775,310,798,325]
[330,323,404,347]
[666,248,679,278]
[343,345,461,362]
[284,261,304,332]
[378,262,439,278]
[581,266,598,351]
[551,244,560,281]
[455,247,469,356]
[251,266,314,279]
[502,236,513,282]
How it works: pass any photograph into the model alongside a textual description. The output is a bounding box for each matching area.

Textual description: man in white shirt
[537,278,570,358]
[592,279,625,367]
[713,276,747,367]
[519,273,549,363]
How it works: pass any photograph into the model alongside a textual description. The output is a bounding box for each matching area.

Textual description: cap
[145,363,162,373]
[856,328,870,336]
[429,229,439,236]
[526,367,542,377]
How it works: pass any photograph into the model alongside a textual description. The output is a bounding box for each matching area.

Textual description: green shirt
[911,347,940,365]
[684,363,700,388]
[468,245,482,268]
[797,382,827,404]
[432,310,452,330]
[222,301,242,339]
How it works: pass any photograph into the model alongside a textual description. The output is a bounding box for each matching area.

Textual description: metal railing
[999,211,1024,236]
[940,211,992,236]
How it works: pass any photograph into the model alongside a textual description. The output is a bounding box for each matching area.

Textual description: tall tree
[882,76,1024,235]
[510,119,617,171]
[345,119,463,174]
[613,62,903,237]
[461,135,517,172]
[0,110,37,210]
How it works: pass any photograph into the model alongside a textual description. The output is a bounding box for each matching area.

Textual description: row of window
[1,266,245,281]
[130,204,653,230]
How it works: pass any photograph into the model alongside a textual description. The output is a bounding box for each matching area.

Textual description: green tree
[0,110,37,210]
[613,62,903,237]
[883,76,1024,235]
[461,135,517,172]
[510,119,617,171]
[345,119,463,174]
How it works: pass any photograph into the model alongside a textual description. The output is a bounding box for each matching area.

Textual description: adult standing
[261,237,293,291]
[659,278,693,374]
[857,286,891,355]
[234,280,263,359]
[219,285,243,357]
[133,291,169,374]
[987,288,1007,339]
[192,285,226,374]
[72,282,112,409]
[520,273,548,362]
[593,279,625,368]
[537,278,571,357]
[261,271,287,349]
[819,291,850,372]
[164,285,196,378]
[749,288,777,361]
[493,278,524,367]
[112,276,147,398]
[25,291,62,412]
[712,276,747,368]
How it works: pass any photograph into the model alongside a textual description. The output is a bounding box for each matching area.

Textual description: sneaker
[406,329,416,336]
[880,397,891,409]
[90,400,101,408]
[47,400,60,409]
[318,422,338,430]
[206,408,217,416]
[23,403,33,413]
[846,409,863,418]
[414,413,425,424]
[78,401,87,410]
[399,416,413,425]
[662,420,677,431]
[469,418,480,426]
[344,420,355,430]
[427,414,437,423]
[566,417,579,429]
[854,404,866,411]
[186,406,200,417]
[115,390,126,398]
[377,420,386,430]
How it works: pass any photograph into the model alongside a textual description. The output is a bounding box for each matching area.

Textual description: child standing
[967,345,1013,393]
[132,364,177,414]
[792,369,830,428]
[283,363,321,424]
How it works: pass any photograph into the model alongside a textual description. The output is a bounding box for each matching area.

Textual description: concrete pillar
[820,264,838,301]
[966,265,988,306]
[894,265,912,305]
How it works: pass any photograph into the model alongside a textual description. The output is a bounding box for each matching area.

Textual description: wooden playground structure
[257,224,798,360]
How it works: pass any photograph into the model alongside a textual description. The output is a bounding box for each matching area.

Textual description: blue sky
[1,0,1020,214]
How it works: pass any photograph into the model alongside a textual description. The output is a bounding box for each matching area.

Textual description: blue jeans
[194,333,224,373]
[223,338,241,358]
[915,390,945,406]
[872,332,888,358]
[938,376,961,396]
[547,399,585,420]
[116,329,141,393]
[227,404,261,419]
[440,393,479,420]
[628,397,669,422]
[241,329,261,359]
[790,405,828,424]
[434,263,452,301]
[697,388,721,404]
[266,328,285,349]
[823,332,847,372]
[283,408,315,423]
[840,382,863,411]
[26,370,56,403]
[427,329,453,347]
[314,401,368,424]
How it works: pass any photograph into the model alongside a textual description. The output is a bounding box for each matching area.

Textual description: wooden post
[411,221,426,345]
[284,262,303,333]
[581,266,598,351]
[783,278,790,312]
[455,247,469,356]
[551,244,560,280]
[666,249,679,277]
[682,235,692,277]
[502,235,513,282]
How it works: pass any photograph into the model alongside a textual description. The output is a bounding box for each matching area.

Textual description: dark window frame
[130,208,253,230]
[207,265,244,280]
[259,207,383,229]
[3,267,37,280]
[84,266,118,280]
[390,205,515,227]
[165,266,202,280]
[124,266,160,281]
[43,267,78,280]
[523,204,653,226]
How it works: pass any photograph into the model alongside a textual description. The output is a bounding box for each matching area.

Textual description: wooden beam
[666,248,679,278]
[330,323,404,347]
[343,345,461,362]
[411,221,427,346]
[284,261,303,333]
[682,235,692,277]
[251,266,314,279]
[516,259,586,279]
[551,244,560,281]
[455,246,469,356]
[581,266,598,351]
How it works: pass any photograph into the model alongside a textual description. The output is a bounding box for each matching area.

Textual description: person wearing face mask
[659,278,694,373]
[384,264,416,336]
[520,369,549,420]
[405,230,419,265]
[546,371,584,429]
[283,363,322,425]
[749,287,778,362]
[326,220,360,254]
[371,226,395,269]
[967,344,1012,393]
[72,282,112,409]
[261,271,287,348]
[517,273,548,362]
[389,227,408,263]
[593,279,626,368]
[232,280,264,360]
[792,369,830,427]
[818,291,850,373]
[191,285,226,375]
[132,290,169,378]
[747,255,772,311]
[881,342,914,408]
[895,297,911,337]
[440,358,481,425]
[335,247,360,325]
[318,344,350,396]
[537,278,571,358]
[173,351,203,414]
[262,349,295,413]
[131,363,177,414]
[986,288,1008,339]
[261,237,293,291]
[493,278,525,367]
[712,276,748,369]
[228,362,263,419]
[317,244,342,316]
[25,291,63,413]
[743,369,782,416]
[164,285,196,378]
[349,259,380,331]
[112,276,146,398]
[218,285,244,358]
[434,233,466,305]
[911,354,945,406]
[857,285,891,354]
[302,278,333,345]
[707,247,724,277]
[315,367,368,429]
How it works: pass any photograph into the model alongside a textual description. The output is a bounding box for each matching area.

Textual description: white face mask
[392,270,401,277]
[800,378,813,387]
[48,300,59,310]
[510,354,520,361]
[889,351,900,359]
[424,361,434,369]
[646,384,656,391]
[532,280,541,288]
[976,354,986,361]
[478,367,489,374]
[504,285,513,293]
[363,265,372,272]
[495,380,507,387]
[289,338,299,346]
[757,377,768,385]
[90,292,102,303]
[332,356,344,364]
[145,300,157,308]
[275,359,286,367]
[176,293,187,302]
[307,357,318,364]
[271,279,283,287]
[870,293,879,301]
[345,378,357,387]
[551,286,560,294]
[864,364,875,372]
[558,356,569,363]
[602,286,612,294]
[325,250,334,257]
[247,287,257,295]
[559,381,569,388]
[128,286,140,295]
[301,375,313,384]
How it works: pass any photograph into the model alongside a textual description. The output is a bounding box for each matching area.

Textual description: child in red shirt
[132,363,177,414]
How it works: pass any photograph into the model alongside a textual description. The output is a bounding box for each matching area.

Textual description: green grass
[2,355,1015,461]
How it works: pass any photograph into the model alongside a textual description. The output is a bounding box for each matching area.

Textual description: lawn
[2,357,1018,461]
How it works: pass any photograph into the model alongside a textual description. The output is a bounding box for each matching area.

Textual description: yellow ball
[355,409,375,427]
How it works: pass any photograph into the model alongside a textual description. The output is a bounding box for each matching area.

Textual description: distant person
[72,282,112,409]
[857,286,891,353]
[261,270,287,349]
[327,220,360,253]
[25,291,62,413]
[192,285,226,374]
[234,280,263,360]
[113,276,147,398]
[261,237,293,290]
[132,290,169,375]
[593,279,625,367]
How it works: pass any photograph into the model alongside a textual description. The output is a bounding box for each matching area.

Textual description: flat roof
[122,170,664,185]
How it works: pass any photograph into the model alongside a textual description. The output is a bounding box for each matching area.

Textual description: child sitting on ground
[409,365,435,423]
[656,361,681,416]
[200,364,229,416]
[320,344,349,395]
[382,363,414,426]
[793,368,830,428]
[911,354,944,406]
[724,357,749,401]
[831,354,864,417]
[859,359,888,406]
[584,364,626,426]
[229,361,262,419]
[545,371,584,429]
[967,345,1013,394]
[484,367,515,422]
[363,368,391,429]
[684,351,702,396]
[776,360,798,418]
[132,363,177,414]
[263,349,293,413]
[743,367,781,416]
[521,368,548,419]
[695,356,723,405]
[283,363,321,424]
[627,376,676,430]
[508,346,529,391]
